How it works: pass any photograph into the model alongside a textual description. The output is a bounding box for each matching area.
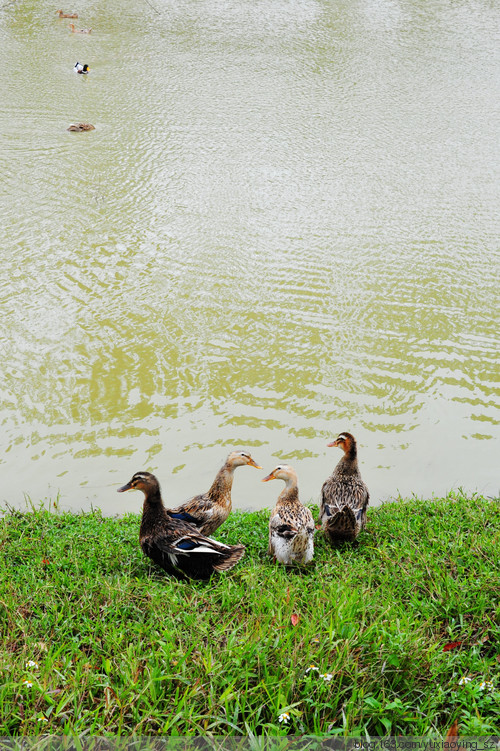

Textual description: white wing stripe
[174,542,224,555]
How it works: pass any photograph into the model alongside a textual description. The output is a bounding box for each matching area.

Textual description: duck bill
[117,482,133,493]
[248,458,262,469]
[327,440,339,448]
[261,473,276,482]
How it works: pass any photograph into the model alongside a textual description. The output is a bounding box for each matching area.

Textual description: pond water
[0,0,499,515]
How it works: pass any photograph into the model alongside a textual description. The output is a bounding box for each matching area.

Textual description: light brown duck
[167,451,261,535]
[263,464,314,565]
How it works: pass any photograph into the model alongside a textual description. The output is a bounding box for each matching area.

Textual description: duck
[118,471,246,581]
[69,23,92,33]
[263,464,314,565]
[74,62,89,74]
[56,9,78,18]
[167,451,261,535]
[320,432,369,542]
[67,122,95,131]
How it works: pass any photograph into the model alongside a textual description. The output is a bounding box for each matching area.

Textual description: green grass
[0,491,498,736]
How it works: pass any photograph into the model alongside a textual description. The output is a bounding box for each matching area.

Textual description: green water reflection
[0,0,498,512]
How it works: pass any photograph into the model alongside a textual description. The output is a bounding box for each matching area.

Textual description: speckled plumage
[320,432,369,542]
[118,472,245,581]
[265,465,315,565]
[167,451,261,535]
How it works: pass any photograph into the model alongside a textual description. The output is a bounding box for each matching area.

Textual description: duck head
[117,471,161,500]
[262,464,297,486]
[327,432,357,458]
[226,451,262,469]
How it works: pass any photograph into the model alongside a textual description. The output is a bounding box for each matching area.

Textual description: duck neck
[278,478,300,505]
[140,488,165,533]
[207,462,235,504]
[142,487,165,513]
[338,448,359,475]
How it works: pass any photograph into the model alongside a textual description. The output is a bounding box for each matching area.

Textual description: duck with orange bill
[167,451,261,535]
[320,432,369,542]
[263,464,314,565]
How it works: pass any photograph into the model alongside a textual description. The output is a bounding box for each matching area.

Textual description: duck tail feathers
[213,544,246,572]
[324,507,359,542]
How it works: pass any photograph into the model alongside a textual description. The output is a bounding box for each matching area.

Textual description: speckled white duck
[263,464,314,565]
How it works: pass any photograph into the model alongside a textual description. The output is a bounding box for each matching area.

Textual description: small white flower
[479,681,494,691]
[25,660,39,669]
[278,712,290,724]
[458,676,472,686]
[23,680,33,688]
[311,637,320,644]
[37,717,48,723]
[305,665,319,674]
[320,673,334,682]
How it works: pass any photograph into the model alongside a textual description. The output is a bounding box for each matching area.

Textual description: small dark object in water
[74,62,90,74]
[69,23,92,33]
[67,123,95,132]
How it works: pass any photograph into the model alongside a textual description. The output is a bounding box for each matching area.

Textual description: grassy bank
[0,492,498,736]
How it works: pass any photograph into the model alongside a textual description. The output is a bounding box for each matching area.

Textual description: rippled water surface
[1,0,499,513]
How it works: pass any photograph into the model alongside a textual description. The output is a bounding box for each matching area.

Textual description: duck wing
[143,524,245,581]
[321,476,369,514]
[269,511,299,539]
[166,493,214,528]
[140,535,187,579]
[301,505,315,535]
[320,475,369,542]
[270,505,314,538]
[322,506,359,542]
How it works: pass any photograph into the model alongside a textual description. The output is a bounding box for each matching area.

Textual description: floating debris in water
[67,123,95,132]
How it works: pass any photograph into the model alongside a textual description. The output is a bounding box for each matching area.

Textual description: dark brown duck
[118,471,245,581]
[320,432,369,542]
